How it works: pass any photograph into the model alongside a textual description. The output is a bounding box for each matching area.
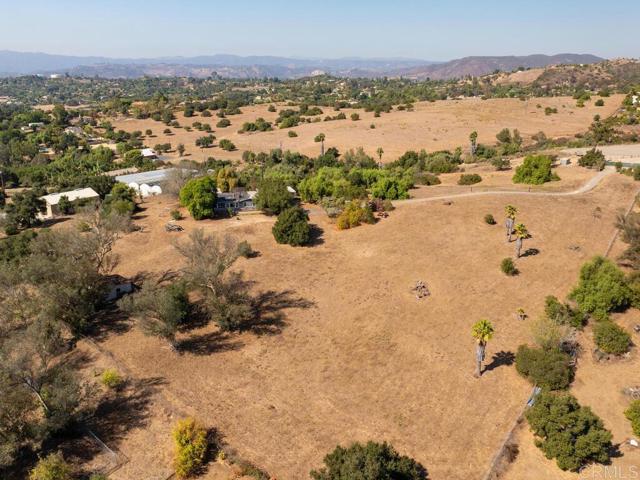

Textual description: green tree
[310,441,427,480]
[625,400,640,436]
[179,176,217,220]
[29,452,73,480]
[272,206,311,246]
[469,131,478,157]
[593,321,631,354]
[5,190,46,233]
[569,256,632,321]
[376,147,384,162]
[177,143,186,156]
[515,345,573,390]
[255,178,292,215]
[513,155,559,185]
[472,319,494,377]
[525,392,612,471]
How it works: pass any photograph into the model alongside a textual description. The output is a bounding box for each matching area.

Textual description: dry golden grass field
[109,95,623,163]
[62,164,640,480]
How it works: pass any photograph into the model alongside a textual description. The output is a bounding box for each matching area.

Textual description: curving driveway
[396,167,615,206]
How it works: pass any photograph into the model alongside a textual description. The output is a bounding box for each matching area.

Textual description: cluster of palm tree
[472,205,533,378]
[504,205,530,257]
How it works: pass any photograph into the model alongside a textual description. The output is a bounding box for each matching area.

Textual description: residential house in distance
[39,187,100,219]
[215,188,257,213]
[141,148,158,160]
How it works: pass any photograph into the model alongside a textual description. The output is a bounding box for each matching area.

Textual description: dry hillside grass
[72,167,639,480]
[109,95,623,164]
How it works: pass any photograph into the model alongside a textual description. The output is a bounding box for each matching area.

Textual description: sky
[0,0,637,61]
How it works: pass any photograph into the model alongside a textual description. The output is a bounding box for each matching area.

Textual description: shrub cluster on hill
[525,392,612,471]
[458,173,482,185]
[512,155,560,185]
[578,148,606,170]
[336,201,375,230]
[310,441,428,480]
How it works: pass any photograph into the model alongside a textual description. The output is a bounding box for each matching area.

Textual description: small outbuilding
[141,148,158,160]
[39,187,100,219]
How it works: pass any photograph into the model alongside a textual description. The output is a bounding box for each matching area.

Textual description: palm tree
[314,133,326,156]
[514,223,529,258]
[472,319,494,377]
[469,131,478,159]
[504,205,517,242]
[376,147,384,162]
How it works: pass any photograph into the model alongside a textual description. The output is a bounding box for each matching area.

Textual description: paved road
[395,167,615,207]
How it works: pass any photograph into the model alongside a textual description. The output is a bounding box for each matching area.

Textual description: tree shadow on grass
[178,330,245,356]
[246,289,315,335]
[307,224,325,246]
[483,351,516,373]
[88,376,166,447]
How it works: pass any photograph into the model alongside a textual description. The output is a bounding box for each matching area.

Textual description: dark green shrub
[216,118,231,128]
[236,240,255,258]
[310,441,427,480]
[415,172,441,186]
[218,139,236,151]
[515,345,573,390]
[525,392,612,471]
[595,99,605,107]
[513,155,559,185]
[170,209,183,221]
[593,321,631,354]
[458,173,482,185]
[288,130,298,137]
[569,256,633,321]
[484,214,496,225]
[350,113,360,121]
[272,206,310,246]
[501,258,518,276]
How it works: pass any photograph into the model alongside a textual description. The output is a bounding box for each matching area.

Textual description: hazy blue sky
[0,0,637,60]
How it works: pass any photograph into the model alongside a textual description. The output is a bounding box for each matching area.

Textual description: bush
[569,256,633,320]
[593,321,631,354]
[491,157,511,171]
[218,139,236,151]
[216,118,231,128]
[100,369,124,389]
[515,345,573,390]
[526,392,612,471]
[272,206,310,246]
[458,173,482,185]
[350,113,360,121]
[415,172,441,186]
[173,418,208,478]
[501,258,518,276]
[544,296,585,329]
[625,400,640,436]
[336,201,375,230]
[29,452,73,480]
[578,148,606,170]
[179,176,217,220]
[512,155,559,185]
[484,214,496,225]
[236,240,255,258]
[288,130,298,137]
[595,99,605,107]
[310,441,427,480]
[170,209,183,221]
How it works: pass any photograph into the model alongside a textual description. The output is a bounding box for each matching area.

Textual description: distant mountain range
[0,50,605,80]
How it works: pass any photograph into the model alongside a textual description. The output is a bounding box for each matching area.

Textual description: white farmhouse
[39,187,100,219]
